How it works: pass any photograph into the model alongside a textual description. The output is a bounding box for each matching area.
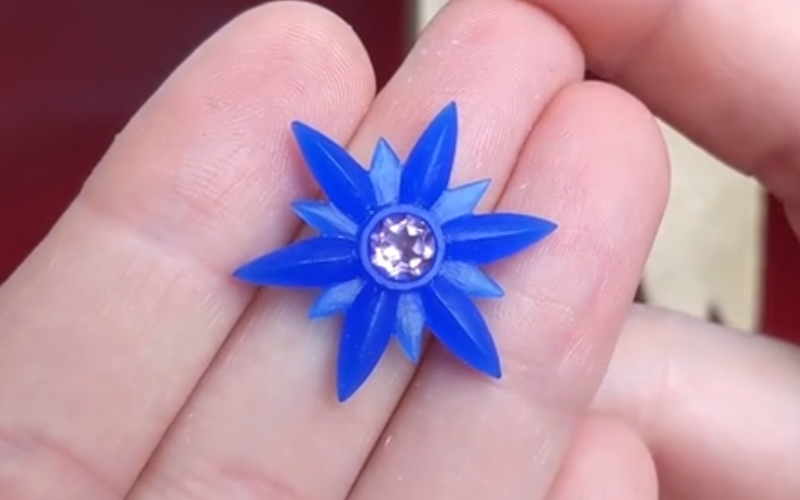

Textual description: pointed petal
[369,138,402,206]
[430,179,490,223]
[444,213,557,265]
[337,285,398,401]
[234,237,359,288]
[399,102,458,208]
[291,200,358,237]
[440,261,504,298]
[395,292,425,363]
[291,121,376,222]
[420,277,501,377]
[309,278,365,318]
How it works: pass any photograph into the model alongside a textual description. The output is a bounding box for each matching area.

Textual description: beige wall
[414,0,762,329]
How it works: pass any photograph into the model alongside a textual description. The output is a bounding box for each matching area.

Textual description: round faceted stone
[368,213,437,281]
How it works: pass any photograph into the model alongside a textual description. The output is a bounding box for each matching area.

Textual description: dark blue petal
[439,261,504,298]
[337,285,398,401]
[234,237,359,288]
[430,179,490,223]
[292,200,358,238]
[399,102,458,208]
[444,213,557,265]
[309,278,365,319]
[395,292,425,363]
[421,277,501,377]
[291,121,376,222]
[369,138,402,206]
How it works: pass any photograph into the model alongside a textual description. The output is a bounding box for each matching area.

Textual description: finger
[594,305,800,500]
[545,417,658,500]
[524,0,800,217]
[0,3,375,499]
[126,1,586,499]
[348,82,669,500]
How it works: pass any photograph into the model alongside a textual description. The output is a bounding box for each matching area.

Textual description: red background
[0,0,797,342]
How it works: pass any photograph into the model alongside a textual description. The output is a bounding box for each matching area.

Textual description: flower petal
[399,102,458,208]
[291,200,358,237]
[369,138,402,206]
[444,213,557,265]
[234,237,359,288]
[421,277,501,377]
[337,285,398,401]
[291,121,376,222]
[440,261,504,298]
[430,179,490,224]
[395,292,425,363]
[308,278,365,319]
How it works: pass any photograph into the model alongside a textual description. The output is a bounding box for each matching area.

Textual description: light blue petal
[337,285,398,401]
[234,237,359,288]
[292,200,358,237]
[399,102,458,208]
[430,179,490,224]
[444,213,557,265]
[420,277,501,377]
[309,278,365,319]
[291,121,376,223]
[439,260,504,298]
[395,292,425,363]
[369,138,402,206]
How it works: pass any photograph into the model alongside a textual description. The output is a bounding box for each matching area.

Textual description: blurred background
[1,0,797,340]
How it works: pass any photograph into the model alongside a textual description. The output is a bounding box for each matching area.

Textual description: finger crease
[0,424,121,499]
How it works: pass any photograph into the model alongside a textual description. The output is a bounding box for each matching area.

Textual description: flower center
[367,213,437,281]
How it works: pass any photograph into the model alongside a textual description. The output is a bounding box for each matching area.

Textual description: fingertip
[83,0,377,267]
[139,0,377,131]
[547,416,659,500]
[525,0,673,75]
[575,79,671,192]
[205,0,376,92]
[536,80,671,226]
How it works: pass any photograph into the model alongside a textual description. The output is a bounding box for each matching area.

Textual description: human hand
[0,1,796,499]
[540,0,800,498]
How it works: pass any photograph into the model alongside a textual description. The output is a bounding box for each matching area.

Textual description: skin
[0,0,797,498]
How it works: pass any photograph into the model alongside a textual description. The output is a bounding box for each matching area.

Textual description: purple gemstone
[368,213,436,281]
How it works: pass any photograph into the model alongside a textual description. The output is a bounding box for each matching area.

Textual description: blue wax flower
[234,102,557,401]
